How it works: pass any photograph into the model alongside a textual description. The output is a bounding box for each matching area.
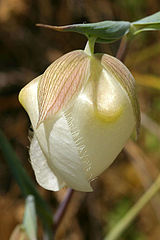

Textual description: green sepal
[37,21,130,43]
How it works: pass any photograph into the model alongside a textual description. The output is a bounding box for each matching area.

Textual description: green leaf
[131,11,160,34]
[37,20,131,43]
[133,11,160,25]
[0,129,53,240]
[23,195,37,240]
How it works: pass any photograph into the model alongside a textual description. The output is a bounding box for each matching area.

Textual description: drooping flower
[19,41,140,192]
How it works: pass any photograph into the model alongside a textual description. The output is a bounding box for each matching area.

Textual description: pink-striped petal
[37,50,90,126]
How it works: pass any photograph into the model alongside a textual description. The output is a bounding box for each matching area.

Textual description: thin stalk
[84,37,96,56]
[105,174,160,240]
[53,188,74,231]
[116,36,129,62]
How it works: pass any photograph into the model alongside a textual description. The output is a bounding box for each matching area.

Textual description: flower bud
[19,43,140,192]
[9,225,30,240]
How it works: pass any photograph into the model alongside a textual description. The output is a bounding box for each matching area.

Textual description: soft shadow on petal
[19,76,40,129]
[100,53,140,136]
[30,134,65,191]
[19,77,66,190]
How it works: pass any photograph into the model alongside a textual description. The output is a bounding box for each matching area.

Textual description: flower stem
[105,173,160,240]
[84,37,96,56]
[116,36,129,62]
[53,188,74,231]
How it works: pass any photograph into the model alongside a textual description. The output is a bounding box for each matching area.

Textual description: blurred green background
[0,0,160,239]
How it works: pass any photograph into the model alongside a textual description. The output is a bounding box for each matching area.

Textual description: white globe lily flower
[19,40,140,192]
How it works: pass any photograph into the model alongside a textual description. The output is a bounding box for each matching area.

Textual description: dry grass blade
[125,140,160,221]
[141,112,160,141]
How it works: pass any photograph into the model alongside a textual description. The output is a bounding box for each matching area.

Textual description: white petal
[64,67,135,180]
[19,76,65,189]
[30,134,65,191]
[47,116,92,192]
[19,76,92,192]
